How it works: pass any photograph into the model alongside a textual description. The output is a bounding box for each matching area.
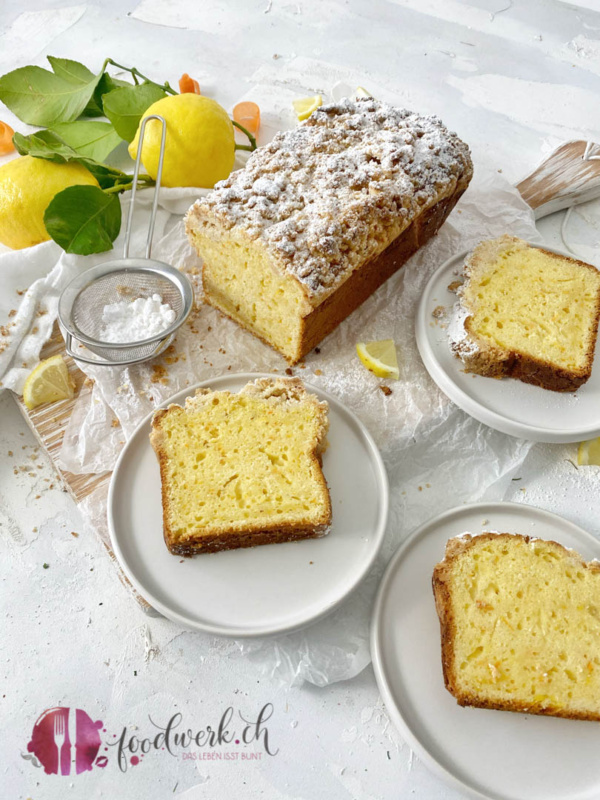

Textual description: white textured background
[2,1,600,798]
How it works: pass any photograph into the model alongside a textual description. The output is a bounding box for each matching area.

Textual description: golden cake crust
[450,235,600,392]
[150,377,331,555]
[433,532,600,722]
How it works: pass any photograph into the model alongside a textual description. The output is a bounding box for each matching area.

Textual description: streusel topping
[187,98,472,300]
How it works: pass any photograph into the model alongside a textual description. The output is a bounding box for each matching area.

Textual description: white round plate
[371,502,600,800]
[416,245,600,443]
[108,373,388,637]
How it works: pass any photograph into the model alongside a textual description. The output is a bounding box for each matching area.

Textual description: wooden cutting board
[15,324,155,612]
[15,140,600,613]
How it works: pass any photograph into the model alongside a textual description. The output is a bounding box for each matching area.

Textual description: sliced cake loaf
[433,532,600,721]
[450,235,600,391]
[150,377,331,555]
[186,98,472,363]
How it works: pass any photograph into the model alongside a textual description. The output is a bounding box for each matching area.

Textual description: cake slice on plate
[449,235,600,392]
[150,377,331,555]
[433,532,600,721]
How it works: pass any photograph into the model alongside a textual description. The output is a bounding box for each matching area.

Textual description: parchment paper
[57,169,537,686]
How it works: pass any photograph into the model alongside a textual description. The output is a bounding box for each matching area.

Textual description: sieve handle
[123,114,167,260]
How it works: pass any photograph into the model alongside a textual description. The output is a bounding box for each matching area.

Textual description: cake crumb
[380,385,392,396]
[151,364,169,385]
[447,280,462,293]
[71,531,79,538]
[314,369,322,376]
[432,305,446,319]
[285,368,293,376]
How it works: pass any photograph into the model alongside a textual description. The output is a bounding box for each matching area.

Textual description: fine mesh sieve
[58,115,194,366]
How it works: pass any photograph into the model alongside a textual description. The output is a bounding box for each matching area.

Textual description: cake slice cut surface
[433,532,600,721]
[150,377,331,555]
[450,235,600,391]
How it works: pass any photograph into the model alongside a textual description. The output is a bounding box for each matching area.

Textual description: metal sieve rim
[58,258,194,350]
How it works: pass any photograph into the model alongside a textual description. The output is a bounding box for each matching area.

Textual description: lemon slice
[292,95,322,121]
[577,438,600,466]
[22,355,75,410]
[355,86,373,98]
[356,339,399,380]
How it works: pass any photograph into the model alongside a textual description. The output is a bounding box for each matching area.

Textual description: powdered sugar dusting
[447,300,480,358]
[188,98,472,301]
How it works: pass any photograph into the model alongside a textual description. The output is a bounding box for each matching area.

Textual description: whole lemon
[0,156,99,250]
[128,94,235,189]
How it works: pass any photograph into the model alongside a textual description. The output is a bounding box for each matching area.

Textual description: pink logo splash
[27,707,106,775]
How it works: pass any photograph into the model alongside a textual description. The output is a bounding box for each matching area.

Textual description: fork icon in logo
[27,707,105,775]
[53,713,66,775]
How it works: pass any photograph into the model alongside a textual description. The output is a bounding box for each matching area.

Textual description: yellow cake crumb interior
[464,246,600,371]
[191,232,310,362]
[448,536,600,717]
[158,390,328,541]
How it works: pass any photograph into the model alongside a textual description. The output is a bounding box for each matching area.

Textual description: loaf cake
[150,377,331,555]
[433,532,600,721]
[186,98,472,363]
[449,235,600,392]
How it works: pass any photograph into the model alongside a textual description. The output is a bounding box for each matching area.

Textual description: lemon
[356,339,399,380]
[355,86,373,98]
[0,156,99,250]
[22,355,75,410]
[577,438,600,466]
[292,95,323,121]
[128,94,235,189]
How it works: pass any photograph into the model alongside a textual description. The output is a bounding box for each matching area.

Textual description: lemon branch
[102,173,155,194]
[232,120,257,152]
[102,58,177,95]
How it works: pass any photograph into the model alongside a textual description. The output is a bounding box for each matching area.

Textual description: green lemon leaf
[50,121,122,161]
[13,130,130,189]
[0,65,101,126]
[44,185,122,255]
[94,72,131,101]
[46,56,95,84]
[13,130,74,163]
[47,56,104,118]
[102,82,166,142]
[78,161,131,190]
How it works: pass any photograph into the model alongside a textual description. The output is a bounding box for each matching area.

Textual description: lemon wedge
[577,438,600,466]
[22,355,75,410]
[355,86,373,98]
[292,95,322,121]
[356,339,399,380]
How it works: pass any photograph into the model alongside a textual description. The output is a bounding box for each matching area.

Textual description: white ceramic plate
[371,502,600,800]
[108,373,388,637]
[416,246,600,443]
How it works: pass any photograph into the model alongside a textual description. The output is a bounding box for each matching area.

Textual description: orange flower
[233,101,260,136]
[179,73,201,94]
[0,121,15,155]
